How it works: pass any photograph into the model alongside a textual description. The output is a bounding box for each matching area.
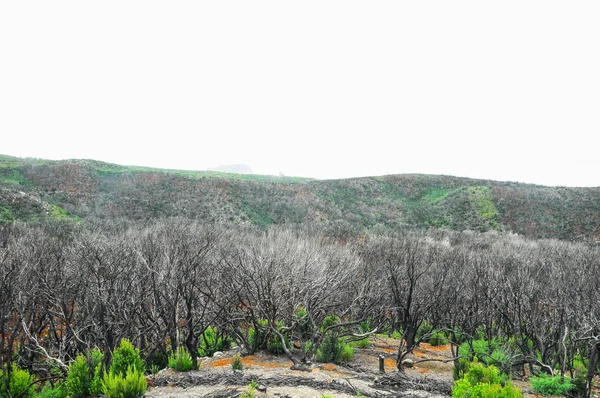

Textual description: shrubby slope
[1,155,599,240]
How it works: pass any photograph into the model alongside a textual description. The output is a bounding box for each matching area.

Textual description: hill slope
[1,155,599,240]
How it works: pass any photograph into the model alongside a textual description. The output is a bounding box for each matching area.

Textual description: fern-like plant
[0,365,35,398]
[530,374,575,397]
[168,347,193,372]
[102,366,147,398]
[110,339,145,376]
[65,349,103,397]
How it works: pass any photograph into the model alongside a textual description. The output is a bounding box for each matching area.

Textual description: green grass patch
[469,186,499,222]
[530,374,574,396]
[0,169,30,186]
[48,204,78,221]
[422,188,449,202]
[0,205,14,223]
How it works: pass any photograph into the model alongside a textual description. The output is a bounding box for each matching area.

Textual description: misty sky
[1,1,599,187]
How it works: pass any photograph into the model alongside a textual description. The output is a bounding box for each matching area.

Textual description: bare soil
[146,336,600,398]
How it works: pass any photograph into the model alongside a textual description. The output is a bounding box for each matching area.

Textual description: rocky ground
[145,336,599,398]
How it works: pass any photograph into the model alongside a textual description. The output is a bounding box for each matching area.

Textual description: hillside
[1,155,599,240]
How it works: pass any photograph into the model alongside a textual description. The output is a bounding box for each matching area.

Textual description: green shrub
[239,380,257,398]
[429,331,449,346]
[66,349,104,397]
[144,349,169,370]
[248,320,290,355]
[350,338,370,349]
[303,341,313,356]
[490,347,512,372]
[317,333,339,363]
[36,382,67,398]
[110,339,145,376]
[340,343,354,363]
[452,361,522,398]
[231,354,243,371]
[267,321,290,355]
[459,338,508,370]
[102,366,147,398]
[453,379,522,398]
[168,347,193,372]
[295,308,311,339]
[359,319,372,333]
[453,358,470,380]
[248,320,268,350]
[572,366,588,397]
[0,365,35,398]
[198,327,230,357]
[321,314,340,330]
[530,374,574,396]
[416,321,434,342]
[316,333,354,364]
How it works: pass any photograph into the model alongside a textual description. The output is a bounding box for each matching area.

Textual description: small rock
[212,351,223,358]
[256,384,267,392]
[402,358,414,367]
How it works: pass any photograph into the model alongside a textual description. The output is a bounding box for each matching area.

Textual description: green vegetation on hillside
[1,155,599,240]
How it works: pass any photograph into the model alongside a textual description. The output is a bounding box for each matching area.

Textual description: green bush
[453,358,470,380]
[349,320,372,349]
[168,347,193,372]
[303,341,313,355]
[429,331,449,346]
[110,339,145,376]
[350,338,370,349]
[198,327,230,357]
[452,361,522,398]
[0,365,35,398]
[530,374,574,397]
[321,314,340,330]
[36,382,67,398]
[572,366,588,397]
[267,321,290,355]
[458,338,509,371]
[144,349,169,370]
[295,308,311,340]
[66,349,103,397]
[239,380,257,398]
[340,343,354,363]
[102,366,147,398]
[359,319,372,333]
[248,320,268,351]
[248,320,290,355]
[416,321,434,342]
[232,354,243,371]
[316,333,354,364]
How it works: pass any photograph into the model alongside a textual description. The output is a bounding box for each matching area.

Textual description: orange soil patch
[412,349,446,361]
[202,355,293,369]
[419,342,451,354]
[321,363,336,371]
[203,357,233,368]
[384,358,397,370]
[414,367,430,374]
[377,346,396,354]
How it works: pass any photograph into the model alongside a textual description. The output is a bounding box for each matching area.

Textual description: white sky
[1,1,599,187]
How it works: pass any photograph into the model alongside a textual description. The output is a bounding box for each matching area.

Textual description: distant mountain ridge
[1,155,599,241]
